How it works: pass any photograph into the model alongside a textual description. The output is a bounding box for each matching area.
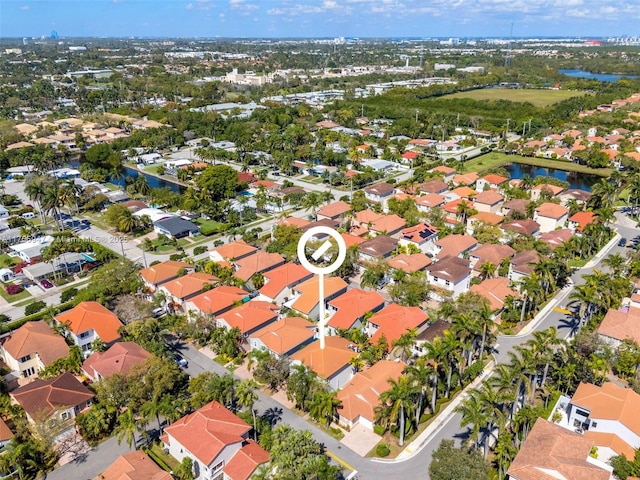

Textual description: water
[111,166,185,193]
[240,190,254,197]
[503,163,599,191]
[559,69,639,82]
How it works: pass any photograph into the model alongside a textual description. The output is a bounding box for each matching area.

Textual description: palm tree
[494,431,517,480]
[479,261,496,280]
[455,389,486,450]
[377,375,417,447]
[309,390,342,427]
[475,301,495,362]
[424,338,448,412]
[392,329,417,362]
[236,379,259,440]
[406,359,432,427]
[602,252,626,276]
[113,409,139,448]
[24,176,47,224]
[302,192,322,219]
[60,178,82,215]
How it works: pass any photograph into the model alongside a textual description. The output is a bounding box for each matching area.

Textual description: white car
[152,307,166,317]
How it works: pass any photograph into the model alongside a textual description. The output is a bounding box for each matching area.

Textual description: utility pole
[415,109,419,123]
[522,122,527,136]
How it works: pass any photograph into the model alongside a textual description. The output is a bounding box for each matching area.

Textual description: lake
[112,166,186,193]
[559,69,639,82]
[503,163,599,191]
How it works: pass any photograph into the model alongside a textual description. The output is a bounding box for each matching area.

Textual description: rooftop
[426,255,471,282]
[368,303,429,348]
[161,272,218,300]
[258,263,313,300]
[82,342,151,380]
[327,289,386,330]
[1,321,69,367]
[139,260,192,285]
[95,451,172,480]
[291,336,357,380]
[217,301,280,335]
[235,251,285,282]
[55,301,122,343]
[248,317,316,356]
[291,276,348,315]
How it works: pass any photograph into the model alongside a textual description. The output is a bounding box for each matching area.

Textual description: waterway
[559,69,639,82]
[113,166,186,193]
[503,163,598,191]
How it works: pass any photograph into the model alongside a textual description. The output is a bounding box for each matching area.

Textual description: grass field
[462,152,612,177]
[442,88,587,107]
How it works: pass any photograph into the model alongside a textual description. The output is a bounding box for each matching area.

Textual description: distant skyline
[1,0,639,40]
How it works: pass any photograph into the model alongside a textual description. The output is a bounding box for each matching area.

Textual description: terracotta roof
[598,306,640,344]
[473,190,504,205]
[431,165,456,175]
[510,250,540,275]
[82,342,150,380]
[55,302,122,343]
[122,200,148,212]
[561,189,591,203]
[259,263,313,300]
[402,151,419,160]
[95,451,172,480]
[0,417,12,442]
[370,214,406,234]
[435,234,477,259]
[507,419,610,480]
[470,244,516,271]
[583,430,636,460]
[569,211,597,232]
[442,198,471,215]
[187,286,249,316]
[532,183,565,195]
[364,182,395,196]
[300,219,340,233]
[388,253,432,274]
[217,301,279,335]
[470,277,517,311]
[277,216,310,228]
[291,276,348,316]
[164,401,251,467]
[469,212,503,225]
[535,202,569,219]
[316,120,340,129]
[139,260,192,285]
[235,252,285,281]
[161,272,218,300]
[211,240,257,261]
[481,174,509,185]
[358,236,398,258]
[415,193,445,209]
[539,228,573,249]
[400,222,438,244]
[249,317,316,356]
[501,219,540,235]
[419,179,448,194]
[327,289,385,330]
[369,303,429,348]
[223,440,269,480]
[452,172,478,186]
[11,372,94,419]
[337,361,406,423]
[237,172,257,184]
[426,255,471,283]
[317,200,351,219]
[290,336,356,380]
[449,186,476,199]
[2,321,69,367]
[341,233,365,248]
[355,209,384,225]
[251,179,276,189]
[502,199,531,216]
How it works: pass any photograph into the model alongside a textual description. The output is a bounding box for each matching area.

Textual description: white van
[22,212,36,219]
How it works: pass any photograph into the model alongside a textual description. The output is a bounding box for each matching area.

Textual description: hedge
[24,301,46,316]
[0,300,76,334]
[142,446,172,472]
[376,443,390,457]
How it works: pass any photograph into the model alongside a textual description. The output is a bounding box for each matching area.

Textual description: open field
[462,151,613,177]
[442,88,587,107]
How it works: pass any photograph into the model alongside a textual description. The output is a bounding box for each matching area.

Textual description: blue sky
[1,0,639,39]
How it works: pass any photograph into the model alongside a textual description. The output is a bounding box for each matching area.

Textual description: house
[530,183,566,202]
[96,451,173,480]
[387,253,432,275]
[564,382,640,462]
[433,234,477,259]
[447,186,476,202]
[506,418,611,480]
[452,172,479,187]
[354,209,384,228]
[290,336,357,390]
[285,276,348,320]
[468,244,516,273]
[419,179,449,195]
[366,303,429,350]
[317,201,351,221]
[277,216,310,229]
[184,286,249,318]
[337,360,406,430]
[81,342,151,382]
[257,263,313,304]
[216,301,280,337]
[363,182,395,205]
[11,372,94,435]
[470,277,517,313]
[358,236,399,261]
[476,174,509,192]
[508,250,540,284]
[500,219,540,237]
[209,240,257,263]
[501,199,531,218]
[9,235,53,263]
[597,306,640,349]
[430,165,456,182]
[234,251,285,283]
[369,214,406,237]
[153,217,200,239]
[539,228,573,250]
[568,211,597,233]
[533,203,569,233]
[413,320,450,357]
[0,321,69,380]
[559,189,591,206]
[0,417,13,451]
[398,222,439,253]
[415,193,446,213]
[466,212,504,235]
[55,301,122,355]
[326,289,385,333]
[472,190,504,214]
[139,260,193,292]
[163,401,269,480]
[248,317,316,358]
[159,272,219,307]
[425,255,471,298]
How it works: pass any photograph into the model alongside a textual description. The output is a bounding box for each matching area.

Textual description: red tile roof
[95,451,173,480]
[327,289,385,330]
[539,228,573,249]
[368,303,429,349]
[187,286,249,316]
[470,277,517,311]
[290,336,356,380]
[481,174,509,185]
[235,251,285,282]
[435,234,477,259]
[291,276,348,315]
[317,201,351,219]
[210,240,257,261]
[473,189,504,205]
[598,306,640,344]
[217,301,279,335]
[82,342,151,380]
[569,211,597,232]
[223,440,269,480]
[248,317,316,356]
[387,253,432,273]
[161,272,218,300]
[2,321,69,367]
[400,222,438,244]
[535,202,569,219]
[55,301,122,343]
[258,263,313,300]
[415,193,445,209]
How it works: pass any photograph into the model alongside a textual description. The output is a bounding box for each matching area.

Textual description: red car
[41,279,53,289]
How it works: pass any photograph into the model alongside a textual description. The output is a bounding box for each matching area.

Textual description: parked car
[152,307,166,317]
[173,354,188,368]
[41,279,53,289]
[618,237,628,247]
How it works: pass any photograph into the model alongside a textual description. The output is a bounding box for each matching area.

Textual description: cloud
[229,0,259,14]
[186,0,215,10]
[20,5,30,10]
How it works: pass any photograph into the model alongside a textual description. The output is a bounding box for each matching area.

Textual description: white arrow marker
[312,239,332,261]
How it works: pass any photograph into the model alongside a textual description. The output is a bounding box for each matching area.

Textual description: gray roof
[154,216,199,235]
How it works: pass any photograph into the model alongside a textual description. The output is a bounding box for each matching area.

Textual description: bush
[5,284,24,295]
[169,253,186,261]
[376,443,390,457]
[60,287,78,303]
[193,245,208,255]
[463,360,485,384]
[373,424,385,436]
[24,301,47,316]
[0,314,10,323]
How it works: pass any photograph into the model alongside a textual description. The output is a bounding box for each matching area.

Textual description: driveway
[341,425,381,457]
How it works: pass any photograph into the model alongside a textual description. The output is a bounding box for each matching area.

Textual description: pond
[111,166,186,193]
[503,163,599,191]
[558,69,639,82]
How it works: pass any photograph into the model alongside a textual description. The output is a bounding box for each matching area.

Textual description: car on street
[41,279,53,289]
[152,307,166,317]
[619,237,627,247]
[173,353,188,368]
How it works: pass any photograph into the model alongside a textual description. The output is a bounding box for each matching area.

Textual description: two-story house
[81,342,151,382]
[284,276,348,320]
[398,222,439,253]
[425,255,472,298]
[533,203,569,233]
[290,336,357,391]
[257,263,313,304]
[363,182,395,207]
[248,316,316,358]
[326,289,385,334]
[54,302,122,356]
[139,260,194,293]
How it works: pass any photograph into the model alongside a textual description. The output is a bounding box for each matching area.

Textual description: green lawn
[462,152,613,177]
[0,254,18,269]
[0,285,32,303]
[442,88,588,107]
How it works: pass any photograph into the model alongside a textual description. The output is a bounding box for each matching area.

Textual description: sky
[1,0,639,39]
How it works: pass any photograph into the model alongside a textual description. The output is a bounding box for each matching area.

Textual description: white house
[9,235,53,263]
[425,255,471,298]
[533,203,569,233]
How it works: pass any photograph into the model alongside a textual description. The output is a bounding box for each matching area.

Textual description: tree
[286,364,320,411]
[196,165,240,201]
[113,409,139,449]
[236,379,259,440]
[377,374,417,446]
[309,390,341,427]
[173,457,195,480]
[429,439,490,480]
[455,391,486,450]
[392,329,417,362]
